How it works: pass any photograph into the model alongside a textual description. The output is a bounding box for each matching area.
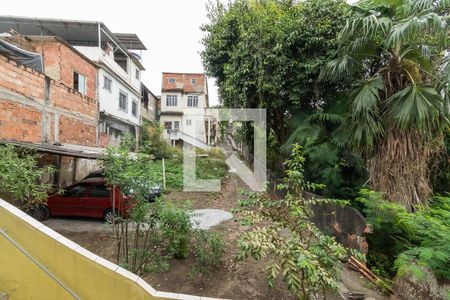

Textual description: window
[169,78,176,84]
[135,69,140,80]
[191,78,196,85]
[174,121,180,130]
[132,100,138,117]
[166,95,178,106]
[73,71,86,95]
[186,119,192,126]
[63,185,86,197]
[103,76,112,92]
[119,91,128,111]
[164,122,172,129]
[87,185,110,198]
[187,95,199,107]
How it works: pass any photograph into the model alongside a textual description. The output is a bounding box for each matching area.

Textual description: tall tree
[202,0,349,147]
[323,0,450,209]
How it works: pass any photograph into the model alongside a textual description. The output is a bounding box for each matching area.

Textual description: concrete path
[191,209,233,230]
[43,208,233,233]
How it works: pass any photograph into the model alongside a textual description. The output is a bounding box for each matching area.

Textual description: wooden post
[162,158,166,190]
[72,157,78,184]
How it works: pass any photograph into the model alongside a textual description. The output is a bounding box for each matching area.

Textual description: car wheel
[104,209,120,224]
[32,205,50,221]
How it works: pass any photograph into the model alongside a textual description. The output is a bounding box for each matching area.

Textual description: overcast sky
[3,0,220,105]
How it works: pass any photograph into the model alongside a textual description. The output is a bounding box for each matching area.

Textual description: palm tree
[322,0,450,210]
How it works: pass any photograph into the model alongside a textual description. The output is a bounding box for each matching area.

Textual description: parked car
[32,177,134,223]
[83,170,162,201]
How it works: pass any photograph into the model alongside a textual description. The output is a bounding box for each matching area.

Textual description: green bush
[0,145,54,208]
[208,147,225,160]
[196,158,229,179]
[159,201,193,258]
[234,145,348,299]
[356,189,450,280]
[191,230,225,283]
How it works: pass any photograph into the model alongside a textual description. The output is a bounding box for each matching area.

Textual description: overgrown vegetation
[0,145,54,209]
[322,0,450,209]
[102,136,226,277]
[190,230,226,283]
[234,145,348,299]
[356,189,450,281]
[202,0,351,174]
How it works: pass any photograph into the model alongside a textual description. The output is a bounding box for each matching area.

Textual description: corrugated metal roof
[0,140,105,159]
[114,33,147,50]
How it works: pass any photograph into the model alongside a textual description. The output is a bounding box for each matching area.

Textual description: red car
[33,178,134,223]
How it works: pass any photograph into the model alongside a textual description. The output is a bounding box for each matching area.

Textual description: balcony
[167,129,180,140]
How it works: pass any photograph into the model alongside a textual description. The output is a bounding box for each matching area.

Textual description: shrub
[0,145,54,209]
[234,144,348,299]
[196,157,229,179]
[191,230,225,283]
[159,201,193,258]
[208,147,225,160]
[356,190,450,281]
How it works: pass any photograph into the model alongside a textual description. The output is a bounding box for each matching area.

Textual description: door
[82,184,112,218]
[48,184,86,216]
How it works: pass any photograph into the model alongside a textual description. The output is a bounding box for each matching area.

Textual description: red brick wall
[51,81,97,119]
[162,73,206,93]
[0,54,98,147]
[0,55,45,101]
[0,100,42,143]
[29,39,97,99]
[59,115,97,146]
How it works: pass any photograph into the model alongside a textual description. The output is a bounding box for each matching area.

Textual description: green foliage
[190,230,226,283]
[356,189,450,280]
[202,0,349,150]
[140,122,175,159]
[234,144,348,299]
[322,0,450,206]
[196,158,229,180]
[208,147,225,160]
[0,145,54,208]
[159,201,193,258]
[103,135,160,202]
[282,103,367,199]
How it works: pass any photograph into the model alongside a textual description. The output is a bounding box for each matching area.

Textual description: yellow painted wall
[0,204,171,300]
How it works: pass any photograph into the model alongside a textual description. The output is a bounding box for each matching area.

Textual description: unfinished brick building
[0,37,101,186]
[0,36,98,146]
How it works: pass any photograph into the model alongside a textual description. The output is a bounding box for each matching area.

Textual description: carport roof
[0,140,105,159]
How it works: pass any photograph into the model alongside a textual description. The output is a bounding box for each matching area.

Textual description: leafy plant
[356,189,450,281]
[322,0,450,209]
[159,201,193,258]
[282,102,367,199]
[0,145,54,209]
[191,230,225,283]
[202,0,349,163]
[234,144,348,299]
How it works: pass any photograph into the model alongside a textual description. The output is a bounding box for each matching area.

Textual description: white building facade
[160,73,216,147]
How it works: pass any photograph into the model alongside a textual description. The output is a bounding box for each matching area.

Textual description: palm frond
[321,55,360,81]
[346,77,385,151]
[281,124,322,154]
[386,12,448,47]
[387,84,444,133]
[305,112,345,125]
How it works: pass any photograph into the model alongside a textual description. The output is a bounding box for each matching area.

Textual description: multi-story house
[141,83,158,124]
[160,72,217,147]
[0,16,147,147]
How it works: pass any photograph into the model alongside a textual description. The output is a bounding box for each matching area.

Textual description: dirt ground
[48,173,387,300]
